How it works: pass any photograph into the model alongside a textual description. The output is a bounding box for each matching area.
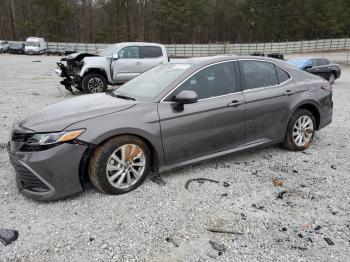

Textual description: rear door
[139,46,165,72]
[112,46,143,82]
[239,59,294,143]
[158,61,246,164]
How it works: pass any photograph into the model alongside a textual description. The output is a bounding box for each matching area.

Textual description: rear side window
[239,61,278,90]
[317,59,330,66]
[140,46,163,58]
[118,46,140,59]
[275,66,291,83]
[171,62,237,100]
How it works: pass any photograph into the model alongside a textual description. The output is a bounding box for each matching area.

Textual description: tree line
[1,0,350,44]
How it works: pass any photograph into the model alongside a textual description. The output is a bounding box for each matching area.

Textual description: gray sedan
[9,56,333,201]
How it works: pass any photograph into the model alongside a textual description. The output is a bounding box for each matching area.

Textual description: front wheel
[89,135,151,195]
[283,109,316,151]
[82,73,108,93]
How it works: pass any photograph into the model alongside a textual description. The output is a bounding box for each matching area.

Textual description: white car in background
[0,40,9,53]
[25,37,47,55]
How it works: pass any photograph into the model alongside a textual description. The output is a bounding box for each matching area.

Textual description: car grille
[11,161,49,192]
[12,132,33,142]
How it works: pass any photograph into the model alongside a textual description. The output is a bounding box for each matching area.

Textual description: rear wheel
[89,135,151,195]
[328,72,336,85]
[283,109,316,151]
[82,73,108,93]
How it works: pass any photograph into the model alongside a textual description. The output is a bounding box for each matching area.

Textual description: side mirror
[304,65,312,70]
[173,90,198,111]
[112,53,119,60]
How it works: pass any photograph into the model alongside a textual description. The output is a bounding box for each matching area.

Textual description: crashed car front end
[55,53,98,93]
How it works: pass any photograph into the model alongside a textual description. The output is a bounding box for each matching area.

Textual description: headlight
[26,129,85,145]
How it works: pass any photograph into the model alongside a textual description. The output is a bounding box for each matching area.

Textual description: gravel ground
[0,53,349,261]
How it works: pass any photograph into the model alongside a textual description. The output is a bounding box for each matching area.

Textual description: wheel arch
[79,133,160,184]
[82,68,108,81]
[288,101,321,130]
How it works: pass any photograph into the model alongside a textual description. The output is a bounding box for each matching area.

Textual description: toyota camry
[9,56,333,201]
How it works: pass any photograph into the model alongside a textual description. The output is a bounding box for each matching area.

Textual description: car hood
[20,93,136,132]
[83,56,108,65]
[61,52,99,62]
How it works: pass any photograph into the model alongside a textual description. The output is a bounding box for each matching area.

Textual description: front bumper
[9,141,88,201]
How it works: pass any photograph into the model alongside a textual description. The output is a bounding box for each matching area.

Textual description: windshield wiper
[110,93,136,101]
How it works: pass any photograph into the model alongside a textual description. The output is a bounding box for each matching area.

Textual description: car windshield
[100,45,118,57]
[26,41,38,47]
[113,64,191,101]
[288,58,310,69]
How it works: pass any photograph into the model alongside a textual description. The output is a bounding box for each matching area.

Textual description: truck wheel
[82,73,108,93]
[283,109,316,151]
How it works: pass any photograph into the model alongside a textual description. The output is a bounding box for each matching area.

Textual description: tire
[283,109,316,151]
[82,73,108,93]
[328,72,336,85]
[88,135,151,195]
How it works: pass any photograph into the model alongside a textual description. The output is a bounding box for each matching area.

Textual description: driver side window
[171,62,237,100]
[118,46,140,59]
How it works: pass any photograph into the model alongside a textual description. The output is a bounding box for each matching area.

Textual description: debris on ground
[291,245,307,251]
[165,237,179,247]
[207,228,243,235]
[185,178,219,189]
[0,229,19,246]
[272,178,284,187]
[223,182,230,187]
[209,240,227,255]
[331,164,337,170]
[314,225,322,231]
[324,237,335,245]
[32,92,40,96]
[150,175,166,186]
[184,178,231,189]
[251,203,264,210]
[277,190,288,199]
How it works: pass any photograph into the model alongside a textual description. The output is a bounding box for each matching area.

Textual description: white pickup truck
[56,42,169,93]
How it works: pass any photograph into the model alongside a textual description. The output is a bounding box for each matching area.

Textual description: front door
[112,46,143,82]
[158,61,246,165]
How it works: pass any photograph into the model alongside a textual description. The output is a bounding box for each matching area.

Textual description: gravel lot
[0,53,349,261]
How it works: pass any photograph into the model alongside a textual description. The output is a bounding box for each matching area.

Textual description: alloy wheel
[292,115,314,147]
[88,78,104,93]
[105,144,146,190]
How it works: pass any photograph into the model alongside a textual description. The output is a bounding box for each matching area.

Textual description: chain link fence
[7,38,350,58]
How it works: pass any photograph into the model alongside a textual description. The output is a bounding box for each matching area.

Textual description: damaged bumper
[9,140,88,201]
[55,62,82,93]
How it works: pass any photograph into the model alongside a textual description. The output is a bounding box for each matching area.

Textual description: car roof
[113,42,165,47]
[169,55,293,71]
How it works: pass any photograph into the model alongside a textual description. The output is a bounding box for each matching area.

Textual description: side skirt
[160,139,276,173]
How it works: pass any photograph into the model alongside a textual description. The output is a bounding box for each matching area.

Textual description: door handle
[135,61,142,65]
[283,90,297,96]
[227,100,244,107]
